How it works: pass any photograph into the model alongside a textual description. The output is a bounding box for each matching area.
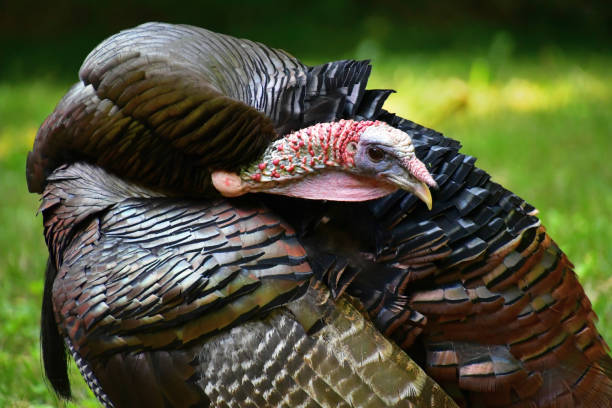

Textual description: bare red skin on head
[247,120,381,182]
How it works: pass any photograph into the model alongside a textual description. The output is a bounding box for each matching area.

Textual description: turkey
[27,23,611,408]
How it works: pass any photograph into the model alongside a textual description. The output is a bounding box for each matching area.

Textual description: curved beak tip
[413,182,433,210]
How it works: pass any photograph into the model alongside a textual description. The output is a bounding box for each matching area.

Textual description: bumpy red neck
[240,119,383,183]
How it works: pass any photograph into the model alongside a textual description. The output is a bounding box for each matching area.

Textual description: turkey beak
[411,182,433,210]
[386,174,433,210]
[395,156,436,210]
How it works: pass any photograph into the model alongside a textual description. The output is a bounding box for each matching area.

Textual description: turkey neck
[240,119,380,183]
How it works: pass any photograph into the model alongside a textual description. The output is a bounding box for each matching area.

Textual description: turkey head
[212,119,436,207]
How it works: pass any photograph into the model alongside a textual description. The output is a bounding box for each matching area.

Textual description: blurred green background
[1,1,610,406]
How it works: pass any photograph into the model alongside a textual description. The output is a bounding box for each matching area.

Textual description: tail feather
[40,257,71,399]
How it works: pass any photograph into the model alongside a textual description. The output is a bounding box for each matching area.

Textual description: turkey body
[28,23,611,407]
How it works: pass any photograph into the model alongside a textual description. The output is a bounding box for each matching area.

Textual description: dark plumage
[28,22,611,407]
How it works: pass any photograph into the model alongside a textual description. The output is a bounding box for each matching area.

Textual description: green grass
[0,81,101,407]
[0,42,610,406]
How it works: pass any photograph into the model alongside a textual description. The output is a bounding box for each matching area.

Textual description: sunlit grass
[0,80,100,407]
[0,45,610,406]
[366,52,611,128]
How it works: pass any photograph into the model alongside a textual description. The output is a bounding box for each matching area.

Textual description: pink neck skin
[264,169,398,201]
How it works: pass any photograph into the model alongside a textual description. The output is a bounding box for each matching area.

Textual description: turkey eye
[367,147,385,162]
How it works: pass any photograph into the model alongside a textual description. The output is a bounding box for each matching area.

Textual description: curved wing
[26,23,374,196]
[43,163,312,359]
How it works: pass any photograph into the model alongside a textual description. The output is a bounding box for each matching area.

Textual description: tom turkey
[27,23,611,407]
